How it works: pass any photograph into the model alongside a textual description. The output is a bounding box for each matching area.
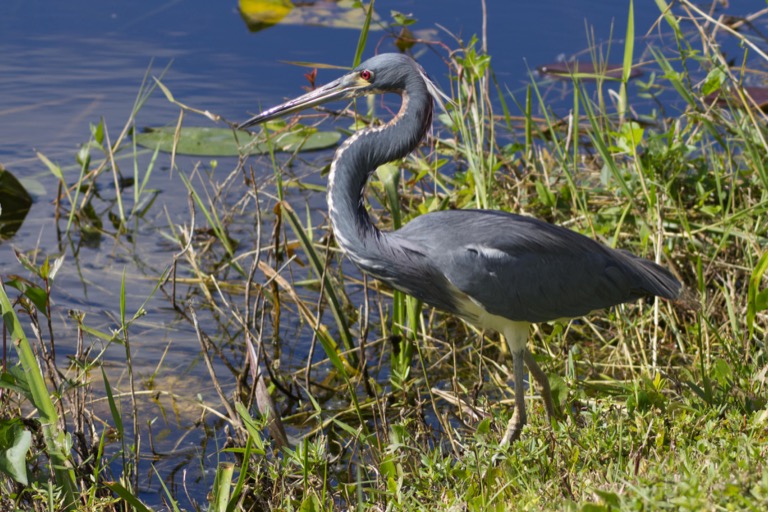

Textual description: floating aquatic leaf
[239,0,381,32]
[134,126,341,156]
[538,62,643,81]
[238,0,294,32]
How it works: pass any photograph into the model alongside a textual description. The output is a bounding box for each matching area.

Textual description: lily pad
[239,0,381,32]
[238,0,293,32]
[134,126,341,157]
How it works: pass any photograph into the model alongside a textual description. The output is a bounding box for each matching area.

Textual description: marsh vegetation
[1,1,767,510]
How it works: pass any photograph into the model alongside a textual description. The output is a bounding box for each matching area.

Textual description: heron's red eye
[360,70,372,81]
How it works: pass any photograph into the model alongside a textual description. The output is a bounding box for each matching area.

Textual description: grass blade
[619,0,635,122]
[747,251,768,339]
[100,366,123,439]
[353,0,375,67]
[104,482,153,512]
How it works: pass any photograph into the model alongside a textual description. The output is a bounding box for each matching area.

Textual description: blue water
[0,0,738,507]
[1,0,664,160]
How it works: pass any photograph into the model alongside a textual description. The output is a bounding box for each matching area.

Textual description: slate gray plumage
[240,53,682,444]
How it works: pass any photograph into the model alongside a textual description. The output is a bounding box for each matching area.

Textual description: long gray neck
[327,79,433,273]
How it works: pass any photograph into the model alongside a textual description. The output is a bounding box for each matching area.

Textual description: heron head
[238,53,447,130]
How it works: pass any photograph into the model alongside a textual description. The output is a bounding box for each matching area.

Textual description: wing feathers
[390,210,682,323]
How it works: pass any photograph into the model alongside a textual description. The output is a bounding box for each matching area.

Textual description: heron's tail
[619,252,694,306]
[629,254,701,311]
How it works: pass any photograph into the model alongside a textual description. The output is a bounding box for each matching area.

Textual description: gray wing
[390,209,680,323]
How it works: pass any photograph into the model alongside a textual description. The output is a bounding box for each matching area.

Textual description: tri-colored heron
[239,53,683,444]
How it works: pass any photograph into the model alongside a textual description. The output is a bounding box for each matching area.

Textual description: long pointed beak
[238,74,363,130]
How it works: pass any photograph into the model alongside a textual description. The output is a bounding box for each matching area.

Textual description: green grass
[2,3,768,511]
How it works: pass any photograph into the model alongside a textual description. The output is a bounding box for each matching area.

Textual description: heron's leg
[500,322,531,445]
[523,349,557,422]
[501,349,527,445]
